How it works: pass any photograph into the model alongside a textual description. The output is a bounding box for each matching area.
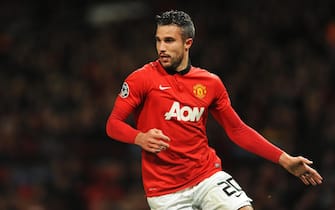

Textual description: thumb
[300,156,313,165]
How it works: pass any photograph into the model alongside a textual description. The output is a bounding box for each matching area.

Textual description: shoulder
[191,66,228,94]
[122,61,160,95]
[122,63,161,90]
[190,66,222,81]
[127,62,156,79]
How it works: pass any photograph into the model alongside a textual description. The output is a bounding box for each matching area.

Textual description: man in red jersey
[106,10,323,210]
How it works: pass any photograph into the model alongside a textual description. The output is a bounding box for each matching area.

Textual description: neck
[162,59,191,75]
[175,57,189,72]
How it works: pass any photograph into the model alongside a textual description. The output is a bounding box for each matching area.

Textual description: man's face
[155,25,191,71]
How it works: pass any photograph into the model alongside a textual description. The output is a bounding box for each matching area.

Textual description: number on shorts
[217,177,242,197]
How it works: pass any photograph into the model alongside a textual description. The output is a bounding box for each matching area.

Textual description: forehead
[156,25,183,39]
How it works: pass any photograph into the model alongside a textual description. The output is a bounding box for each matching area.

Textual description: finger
[299,174,310,185]
[304,173,316,185]
[153,129,162,134]
[310,172,323,184]
[143,145,158,153]
[315,176,323,184]
[148,142,161,150]
[148,146,161,153]
[300,171,323,186]
[157,133,170,141]
[159,145,167,151]
[309,178,317,186]
[159,140,170,148]
[152,129,170,141]
[305,167,323,184]
[148,139,168,148]
[148,142,167,152]
[310,170,323,181]
[307,175,319,186]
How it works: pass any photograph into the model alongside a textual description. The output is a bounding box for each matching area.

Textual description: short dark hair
[155,10,195,40]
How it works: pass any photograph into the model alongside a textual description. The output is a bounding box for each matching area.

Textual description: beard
[160,54,183,72]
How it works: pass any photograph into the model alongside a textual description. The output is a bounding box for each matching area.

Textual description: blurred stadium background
[0,0,334,209]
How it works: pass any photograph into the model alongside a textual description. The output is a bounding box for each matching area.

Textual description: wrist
[278,152,291,169]
[134,131,144,146]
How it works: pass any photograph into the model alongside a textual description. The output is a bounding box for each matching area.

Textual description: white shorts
[147,171,252,210]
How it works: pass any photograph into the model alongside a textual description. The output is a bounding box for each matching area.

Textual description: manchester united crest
[193,84,207,99]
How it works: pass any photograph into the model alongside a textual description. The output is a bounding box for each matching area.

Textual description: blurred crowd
[0,0,334,209]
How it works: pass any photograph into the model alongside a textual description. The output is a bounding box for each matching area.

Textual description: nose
[157,41,166,52]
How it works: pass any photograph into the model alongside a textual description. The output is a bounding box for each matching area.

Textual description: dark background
[0,0,334,209]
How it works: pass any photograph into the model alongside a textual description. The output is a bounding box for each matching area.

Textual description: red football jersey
[106,60,283,197]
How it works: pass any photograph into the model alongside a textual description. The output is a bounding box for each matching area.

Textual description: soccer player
[106,10,322,210]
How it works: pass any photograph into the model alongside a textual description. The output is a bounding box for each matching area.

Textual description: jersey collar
[157,60,191,75]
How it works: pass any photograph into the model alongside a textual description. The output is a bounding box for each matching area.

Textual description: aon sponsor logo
[165,101,205,122]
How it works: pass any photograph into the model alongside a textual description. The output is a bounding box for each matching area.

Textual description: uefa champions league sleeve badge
[119,82,129,98]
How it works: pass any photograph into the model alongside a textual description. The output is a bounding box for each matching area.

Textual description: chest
[145,73,215,116]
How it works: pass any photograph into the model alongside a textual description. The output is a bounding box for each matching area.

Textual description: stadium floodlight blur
[86,1,150,26]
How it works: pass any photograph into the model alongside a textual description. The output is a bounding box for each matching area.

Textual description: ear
[185,38,193,50]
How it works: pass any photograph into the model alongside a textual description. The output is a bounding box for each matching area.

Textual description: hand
[279,152,323,186]
[135,128,170,153]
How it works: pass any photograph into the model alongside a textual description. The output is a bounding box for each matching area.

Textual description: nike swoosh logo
[159,85,171,90]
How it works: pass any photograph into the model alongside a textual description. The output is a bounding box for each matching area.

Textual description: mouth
[159,54,170,62]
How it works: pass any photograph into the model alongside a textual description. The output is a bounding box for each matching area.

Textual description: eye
[164,37,175,43]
